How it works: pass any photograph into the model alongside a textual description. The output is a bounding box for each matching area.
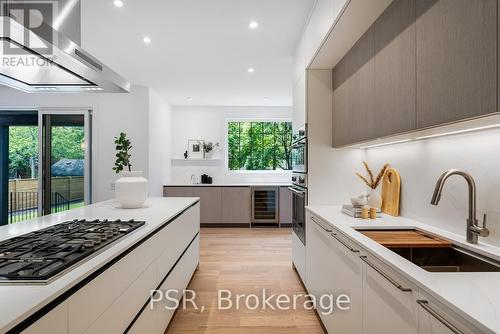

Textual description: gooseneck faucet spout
[431,169,489,244]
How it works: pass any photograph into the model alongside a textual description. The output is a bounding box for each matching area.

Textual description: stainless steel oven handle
[331,233,360,253]
[360,256,412,292]
[417,300,463,334]
[310,217,332,232]
[288,187,305,198]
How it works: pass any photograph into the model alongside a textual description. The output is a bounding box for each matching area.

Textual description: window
[227,121,292,171]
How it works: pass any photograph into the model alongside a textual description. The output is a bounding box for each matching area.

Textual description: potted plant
[113,132,148,208]
[355,161,388,209]
[202,141,220,158]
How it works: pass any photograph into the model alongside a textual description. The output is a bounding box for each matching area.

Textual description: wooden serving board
[381,167,401,217]
[359,230,452,248]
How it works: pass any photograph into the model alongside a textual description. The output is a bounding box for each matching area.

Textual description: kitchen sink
[390,246,500,272]
[356,228,500,273]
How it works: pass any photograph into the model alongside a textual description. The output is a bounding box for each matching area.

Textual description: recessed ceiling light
[247,68,255,73]
[186,97,193,101]
[143,36,151,44]
[113,0,123,8]
[263,97,270,101]
[249,21,259,29]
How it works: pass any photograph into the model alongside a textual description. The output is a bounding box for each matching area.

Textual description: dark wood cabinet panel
[416,0,497,128]
[333,25,375,147]
[374,0,416,138]
[221,187,251,225]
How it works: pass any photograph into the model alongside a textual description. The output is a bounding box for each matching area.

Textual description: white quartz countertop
[0,197,199,333]
[306,205,500,333]
[164,183,292,187]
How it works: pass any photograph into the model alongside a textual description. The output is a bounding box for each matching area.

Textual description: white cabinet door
[328,228,363,334]
[292,230,306,282]
[304,0,336,65]
[292,73,306,132]
[305,215,334,297]
[128,235,200,334]
[418,292,480,334]
[306,215,362,334]
[362,255,418,334]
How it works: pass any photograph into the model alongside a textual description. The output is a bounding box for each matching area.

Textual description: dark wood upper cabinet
[416,0,497,128]
[373,0,416,138]
[332,0,498,147]
[333,25,375,147]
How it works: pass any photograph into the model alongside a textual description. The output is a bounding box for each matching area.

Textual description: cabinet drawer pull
[331,233,359,253]
[417,300,463,334]
[311,217,333,232]
[360,256,412,292]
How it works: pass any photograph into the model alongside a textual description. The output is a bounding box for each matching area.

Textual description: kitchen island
[0,197,200,334]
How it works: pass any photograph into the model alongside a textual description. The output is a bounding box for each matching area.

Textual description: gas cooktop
[0,219,145,284]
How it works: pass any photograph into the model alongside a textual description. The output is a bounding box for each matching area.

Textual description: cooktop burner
[0,219,145,284]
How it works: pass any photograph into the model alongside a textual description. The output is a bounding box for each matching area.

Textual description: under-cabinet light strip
[415,123,500,140]
[359,123,500,149]
[359,139,412,149]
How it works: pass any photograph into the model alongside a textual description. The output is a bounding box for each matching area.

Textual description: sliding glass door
[40,110,92,216]
[0,109,91,226]
[0,111,38,225]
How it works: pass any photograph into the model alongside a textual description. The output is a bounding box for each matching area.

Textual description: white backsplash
[364,128,500,247]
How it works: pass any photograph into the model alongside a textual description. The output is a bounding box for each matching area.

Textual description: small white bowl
[351,196,367,207]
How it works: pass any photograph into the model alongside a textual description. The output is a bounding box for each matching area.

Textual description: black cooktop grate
[0,219,145,282]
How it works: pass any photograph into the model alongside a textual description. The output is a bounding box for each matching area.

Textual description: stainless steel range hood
[0,14,130,93]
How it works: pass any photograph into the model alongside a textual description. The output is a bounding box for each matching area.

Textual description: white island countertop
[307,205,500,334]
[0,197,199,333]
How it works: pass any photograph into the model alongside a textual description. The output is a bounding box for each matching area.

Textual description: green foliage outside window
[9,126,84,179]
[228,121,292,171]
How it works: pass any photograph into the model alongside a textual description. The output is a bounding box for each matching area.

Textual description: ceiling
[80,0,315,106]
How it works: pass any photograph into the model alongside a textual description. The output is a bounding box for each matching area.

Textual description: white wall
[364,129,500,247]
[307,70,365,205]
[170,106,292,185]
[0,85,171,202]
[148,90,172,196]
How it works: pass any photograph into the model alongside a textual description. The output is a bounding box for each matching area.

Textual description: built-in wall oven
[289,173,307,245]
[290,125,307,245]
[291,127,307,173]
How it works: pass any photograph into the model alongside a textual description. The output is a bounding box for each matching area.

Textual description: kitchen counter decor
[355,161,388,209]
[113,132,148,209]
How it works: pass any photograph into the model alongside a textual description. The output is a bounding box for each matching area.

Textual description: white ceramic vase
[367,188,382,209]
[115,171,148,209]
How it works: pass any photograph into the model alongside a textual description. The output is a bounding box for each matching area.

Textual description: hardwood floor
[167,228,324,334]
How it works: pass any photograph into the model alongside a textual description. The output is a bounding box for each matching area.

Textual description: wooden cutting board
[381,167,401,216]
[360,230,452,248]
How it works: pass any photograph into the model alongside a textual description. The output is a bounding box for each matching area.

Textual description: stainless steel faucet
[431,169,489,244]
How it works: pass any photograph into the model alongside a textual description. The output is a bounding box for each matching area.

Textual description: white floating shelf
[171,158,223,166]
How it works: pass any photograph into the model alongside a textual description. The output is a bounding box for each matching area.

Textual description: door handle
[288,187,305,197]
[331,233,359,253]
[417,300,463,334]
[360,256,412,292]
[310,217,332,232]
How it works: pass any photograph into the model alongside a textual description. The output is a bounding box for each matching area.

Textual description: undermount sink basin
[355,228,500,273]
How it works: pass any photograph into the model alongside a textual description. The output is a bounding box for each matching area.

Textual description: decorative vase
[115,171,148,209]
[367,188,382,209]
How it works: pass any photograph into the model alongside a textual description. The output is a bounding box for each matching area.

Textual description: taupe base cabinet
[164,186,292,227]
